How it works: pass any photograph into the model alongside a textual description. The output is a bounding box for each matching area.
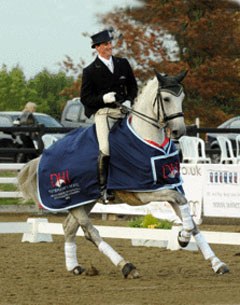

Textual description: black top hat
[91,30,113,48]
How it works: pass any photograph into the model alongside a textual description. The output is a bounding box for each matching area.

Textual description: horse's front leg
[70,206,140,279]
[137,190,229,274]
[137,190,195,245]
[170,198,229,274]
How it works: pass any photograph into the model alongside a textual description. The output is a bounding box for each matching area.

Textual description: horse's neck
[131,104,165,145]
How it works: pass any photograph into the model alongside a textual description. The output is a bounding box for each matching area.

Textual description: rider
[80,28,138,201]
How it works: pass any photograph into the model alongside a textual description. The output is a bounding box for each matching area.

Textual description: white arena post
[21,218,53,243]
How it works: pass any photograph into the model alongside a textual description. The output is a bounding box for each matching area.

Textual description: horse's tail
[17,157,40,204]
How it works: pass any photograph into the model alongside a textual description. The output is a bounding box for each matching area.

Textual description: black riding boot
[98,152,114,203]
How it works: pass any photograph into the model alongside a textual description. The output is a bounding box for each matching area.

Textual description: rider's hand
[120,100,131,114]
[121,100,131,109]
[103,92,116,104]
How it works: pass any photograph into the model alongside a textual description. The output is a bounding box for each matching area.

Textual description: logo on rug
[162,162,180,179]
[50,170,71,188]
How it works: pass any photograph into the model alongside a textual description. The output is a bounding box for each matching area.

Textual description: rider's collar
[98,55,113,67]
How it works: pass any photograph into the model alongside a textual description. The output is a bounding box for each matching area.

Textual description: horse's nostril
[171,126,186,138]
[171,130,178,137]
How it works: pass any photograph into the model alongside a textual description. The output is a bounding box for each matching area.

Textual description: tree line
[0,65,75,120]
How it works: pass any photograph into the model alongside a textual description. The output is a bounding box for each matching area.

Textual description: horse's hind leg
[171,201,229,274]
[70,206,140,279]
[63,213,85,275]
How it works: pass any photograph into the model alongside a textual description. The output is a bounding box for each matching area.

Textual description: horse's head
[154,70,187,139]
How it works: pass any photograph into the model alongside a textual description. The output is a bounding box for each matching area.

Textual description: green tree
[0,65,75,119]
[0,65,31,110]
[27,69,74,118]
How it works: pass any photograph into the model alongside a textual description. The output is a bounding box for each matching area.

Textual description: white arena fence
[1,217,240,251]
[0,163,24,198]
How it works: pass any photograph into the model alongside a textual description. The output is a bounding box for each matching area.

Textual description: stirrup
[101,189,109,204]
[100,188,115,204]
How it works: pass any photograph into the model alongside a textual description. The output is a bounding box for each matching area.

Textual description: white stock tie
[107,62,114,73]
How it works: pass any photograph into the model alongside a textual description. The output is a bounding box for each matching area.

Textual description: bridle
[154,84,184,124]
[118,82,184,130]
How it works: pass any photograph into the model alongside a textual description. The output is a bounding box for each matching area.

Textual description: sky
[0,0,141,79]
[1,0,239,79]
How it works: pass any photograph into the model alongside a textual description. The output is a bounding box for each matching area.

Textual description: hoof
[177,231,190,248]
[122,263,140,279]
[72,265,85,275]
[214,263,229,275]
[212,258,229,275]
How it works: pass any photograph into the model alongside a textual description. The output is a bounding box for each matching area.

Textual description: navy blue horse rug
[38,117,183,211]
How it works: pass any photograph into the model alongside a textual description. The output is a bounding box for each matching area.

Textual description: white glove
[103,92,116,104]
[121,100,131,109]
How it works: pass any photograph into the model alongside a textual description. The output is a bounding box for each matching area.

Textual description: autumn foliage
[61,0,240,127]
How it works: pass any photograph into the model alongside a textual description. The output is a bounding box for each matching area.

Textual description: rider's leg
[95,111,112,201]
[95,109,111,156]
[95,108,124,201]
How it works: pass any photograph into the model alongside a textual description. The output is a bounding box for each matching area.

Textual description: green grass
[128,214,173,229]
[0,198,34,205]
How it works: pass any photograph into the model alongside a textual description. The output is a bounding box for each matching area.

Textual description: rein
[114,100,161,129]
[121,103,163,129]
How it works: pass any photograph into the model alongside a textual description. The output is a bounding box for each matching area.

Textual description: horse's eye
[163,97,170,102]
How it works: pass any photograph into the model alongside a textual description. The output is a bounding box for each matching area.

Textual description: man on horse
[80,28,138,202]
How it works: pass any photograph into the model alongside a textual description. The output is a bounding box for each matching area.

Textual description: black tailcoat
[80,56,138,118]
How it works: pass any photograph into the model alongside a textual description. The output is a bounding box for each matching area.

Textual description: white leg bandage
[64,242,79,271]
[194,232,215,260]
[179,204,194,231]
[98,241,123,266]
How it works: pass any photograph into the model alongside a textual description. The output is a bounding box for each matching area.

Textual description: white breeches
[95,107,124,155]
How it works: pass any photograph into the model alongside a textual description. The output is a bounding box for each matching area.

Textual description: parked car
[61,97,94,128]
[0,111,65,163]
[205,116,240,163]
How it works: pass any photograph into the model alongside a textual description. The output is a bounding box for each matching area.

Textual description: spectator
[14,102,38,162]
[19,102,37,125]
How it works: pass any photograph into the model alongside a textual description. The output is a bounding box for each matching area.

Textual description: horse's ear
[175,70,188,83]
[154,69,166,86]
